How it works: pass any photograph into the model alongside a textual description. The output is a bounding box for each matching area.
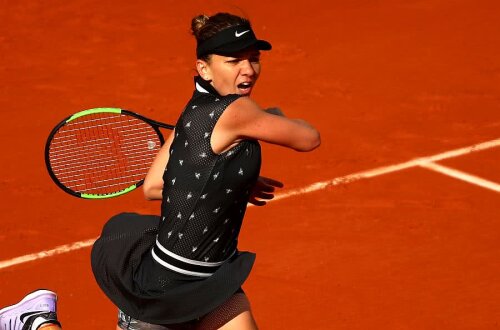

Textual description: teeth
[239,82,252,88]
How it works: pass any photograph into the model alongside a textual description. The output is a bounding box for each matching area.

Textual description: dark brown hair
[191,13,250,60]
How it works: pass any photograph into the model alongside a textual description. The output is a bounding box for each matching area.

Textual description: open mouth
[237,82,253,94]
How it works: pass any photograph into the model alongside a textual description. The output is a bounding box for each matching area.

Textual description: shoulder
[219,96,262,126]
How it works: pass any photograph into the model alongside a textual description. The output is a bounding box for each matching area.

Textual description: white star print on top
[158,81,261,263]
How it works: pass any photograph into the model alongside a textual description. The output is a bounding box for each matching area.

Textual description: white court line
[272,138,500,201]
[0,239,96,270]
[420,162,500,192]
[1,138,499,271]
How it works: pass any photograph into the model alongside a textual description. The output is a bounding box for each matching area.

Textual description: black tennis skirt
[91,212,255,325]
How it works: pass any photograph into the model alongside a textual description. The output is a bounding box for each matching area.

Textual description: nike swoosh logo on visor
[235,30,250,37]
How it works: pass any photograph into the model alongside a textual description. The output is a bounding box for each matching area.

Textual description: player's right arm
[216,97,321,152]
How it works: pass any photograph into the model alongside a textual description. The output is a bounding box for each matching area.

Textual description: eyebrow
[227,50,261,58]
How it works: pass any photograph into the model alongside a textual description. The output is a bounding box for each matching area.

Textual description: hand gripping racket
[45,107,174,199]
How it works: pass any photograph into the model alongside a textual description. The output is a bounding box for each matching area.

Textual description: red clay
[1,1,499,329]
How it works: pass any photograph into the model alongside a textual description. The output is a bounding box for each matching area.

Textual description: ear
[196,59,212,81]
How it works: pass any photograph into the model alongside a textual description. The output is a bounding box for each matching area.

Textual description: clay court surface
[1,1,499,329]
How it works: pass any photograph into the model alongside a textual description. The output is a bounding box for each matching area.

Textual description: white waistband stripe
[151,249,212,277]
[155,239,233,267]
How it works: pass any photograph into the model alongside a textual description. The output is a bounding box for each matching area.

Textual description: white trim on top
[195,82,210,94]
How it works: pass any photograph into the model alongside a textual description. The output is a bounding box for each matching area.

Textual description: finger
[259,176,284,188]
[248,198,267,206]
[254,192,274,200]
[257,184,275,193]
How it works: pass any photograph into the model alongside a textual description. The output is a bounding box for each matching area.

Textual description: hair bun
[191,15,210,38]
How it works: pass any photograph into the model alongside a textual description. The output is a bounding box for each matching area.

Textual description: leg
[116,309,190,330]
[217,311,257,330]
[115,291,257,330]
[194,291,257,330]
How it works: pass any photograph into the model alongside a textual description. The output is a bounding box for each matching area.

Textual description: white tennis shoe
[0,289,60,330]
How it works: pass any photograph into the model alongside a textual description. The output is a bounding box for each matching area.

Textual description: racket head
[45,107,168,199]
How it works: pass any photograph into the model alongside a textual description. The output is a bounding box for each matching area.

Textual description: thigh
[116,291,255,330]
[195,291,256,330]
[217,311,257,330]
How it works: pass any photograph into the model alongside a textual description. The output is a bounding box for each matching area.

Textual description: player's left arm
[143,129,175,200]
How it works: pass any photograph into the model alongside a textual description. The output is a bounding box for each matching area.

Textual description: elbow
[310,130,321,150]
[142,181,162,200]
[144,194,155,201]
[296,129,321,152]
[142,185,154,200]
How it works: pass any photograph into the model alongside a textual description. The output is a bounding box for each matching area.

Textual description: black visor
[196,24,272,58]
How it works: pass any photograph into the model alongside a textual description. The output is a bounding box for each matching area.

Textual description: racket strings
[48,113,162,195]
[50,143,157,168]
[50,123,154,148]
[52,162,149,184]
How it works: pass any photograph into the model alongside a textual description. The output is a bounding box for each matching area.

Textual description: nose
[240,59,256,77]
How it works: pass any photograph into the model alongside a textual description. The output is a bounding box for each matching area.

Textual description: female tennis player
[0,12,320,330]
[0,13,320,330]
[95,13,320,330]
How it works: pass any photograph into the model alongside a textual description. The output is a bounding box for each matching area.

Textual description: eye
[225,55,260,64]
[226,58,241,64]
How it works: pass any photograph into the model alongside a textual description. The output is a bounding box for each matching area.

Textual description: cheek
[218,68,239,86]
[253,63,261,76]
[212,69,238,95]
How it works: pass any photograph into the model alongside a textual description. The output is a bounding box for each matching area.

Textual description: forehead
[216,48,261,59]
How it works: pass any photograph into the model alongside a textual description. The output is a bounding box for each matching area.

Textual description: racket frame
[44,107,174,199]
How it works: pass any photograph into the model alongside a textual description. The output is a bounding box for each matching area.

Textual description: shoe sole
[0,289,57,316]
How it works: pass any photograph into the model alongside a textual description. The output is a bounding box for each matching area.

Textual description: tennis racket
[45,107,175,199]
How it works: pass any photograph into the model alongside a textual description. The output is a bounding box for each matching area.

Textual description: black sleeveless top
[152,77,261,276]
[92,77,261,324]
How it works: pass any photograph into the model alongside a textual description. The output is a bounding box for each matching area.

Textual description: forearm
[264,108,320,150]
[291,118,317,130]
[144,165,166,200]
[144,158,168,200]
[143,130,174,200]
[265,107,317,130]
